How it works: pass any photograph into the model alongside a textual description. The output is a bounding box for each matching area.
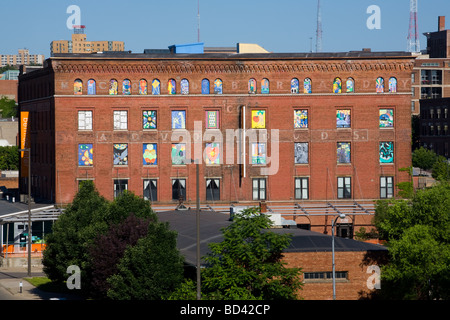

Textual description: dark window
[206,179,220,201]
[337,177,351,199]
[172,179,186,201]
[252,178,266,200]
[143,179,157,201]
[380,176,394,199]
[114,179,128,198]
[295,177,309,200]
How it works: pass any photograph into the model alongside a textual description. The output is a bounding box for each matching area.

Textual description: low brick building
[158,210,388,300]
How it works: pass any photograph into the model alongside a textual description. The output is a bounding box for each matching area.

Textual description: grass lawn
[25,277,74,294]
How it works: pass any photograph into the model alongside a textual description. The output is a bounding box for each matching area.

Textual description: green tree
[0,146,19,170]
[373,183,450,299]
[170,207,303,300]
[42,181,159,296]
[106,222,184,300]
[0,96,17,118]
[42,181,109,292]
[432,156,450,182]
[412,147,438,171]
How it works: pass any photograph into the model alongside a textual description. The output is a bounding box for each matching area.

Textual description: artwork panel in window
[252,110,266,129]
[205,142,220,165]
[143,143,157,165]
[143,110,157,129]
[78,144,93,166]
[113,144,128,165]
[379,142,394,163]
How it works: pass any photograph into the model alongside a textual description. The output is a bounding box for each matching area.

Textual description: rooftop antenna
[316,0,323,52]
[407,0,420,52]
[197,0,200,42]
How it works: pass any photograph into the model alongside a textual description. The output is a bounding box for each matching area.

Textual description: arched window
[291,78,299,94]
[214,79,223,94]
[181,79,189,95]
[139,79,148,95]
[122,79,131,95]
[168,79,176,95]
[201,79,210,94]
[261,78,269,94]
[304,78,312,94]
[87,79,96,95]
[109,79,118,95]
[152,79,161,95]
[376,77,384,93]
[346,78,355,93]
[74,79,83,95]
[248,78,257,94]
[389,77,397,93]
[333,78,342,94]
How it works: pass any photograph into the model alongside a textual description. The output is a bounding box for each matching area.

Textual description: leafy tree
[0,96,17,118]
[412,147,438,171]
[106,222,184,300]
[89,214,153,299]
[170,207,303,300]
[0,146,19,170]
[42,181,109,291]
[42,181,158,296]
[373,183,450,299]
[432,156,450,182]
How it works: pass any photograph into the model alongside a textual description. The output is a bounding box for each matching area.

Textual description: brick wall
[283,250,387,300]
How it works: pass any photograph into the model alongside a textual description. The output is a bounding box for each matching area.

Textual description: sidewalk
[0,266,82,300]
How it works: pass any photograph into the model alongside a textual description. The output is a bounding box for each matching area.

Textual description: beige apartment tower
[50,26,125,56]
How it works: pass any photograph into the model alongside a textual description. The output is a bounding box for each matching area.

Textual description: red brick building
[18,50,415,215]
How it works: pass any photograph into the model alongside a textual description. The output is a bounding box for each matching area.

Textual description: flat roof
[50,50,414,61]
[157,210,387,266]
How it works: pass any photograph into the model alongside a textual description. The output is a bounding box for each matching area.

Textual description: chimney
[438,16,446,31]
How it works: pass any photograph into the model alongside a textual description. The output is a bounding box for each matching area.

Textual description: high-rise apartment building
[0,49,44,67]
[50,26,125,56]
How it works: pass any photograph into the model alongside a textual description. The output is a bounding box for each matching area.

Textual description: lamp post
[331,213,345,300]
[19,148,31,277]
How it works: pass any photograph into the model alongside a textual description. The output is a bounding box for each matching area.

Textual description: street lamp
[19,148,31,277]
[331,213,346,300]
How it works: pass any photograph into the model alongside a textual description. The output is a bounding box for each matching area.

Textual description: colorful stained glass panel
[294,110,308,128]
[152,79,161,95]
[74,79,83,95]
[78,144,93,166]
[389,77,397,93]
[205,143,220,165]
[143,143,157,165]
[336,110,351,128]
[113,144,128,165]
[379,142,394,163]
[251,110,266,129]
[168,79,176,95]
[214,79,223,94]
[143,111,157,129]
[333,78,342,93]
[172,111,186,129]
[261,78,269,94]
[139,79,148,95]
[109,79,118,95]
[202,79,210,94]
[122,79,131,95]
[252,143,266,165]
[87,79,96,95]
[206,111,219,129]
[337,142,351,163]
[295,143,309,164]
[304,78,312,94]
[171,144,186,165]
[376,77,384,93]
[181,79,189,95]
[249,79,256,94]
[379,109,394,128]
[291,78,299,93]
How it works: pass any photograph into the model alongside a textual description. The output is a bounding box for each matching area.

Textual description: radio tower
[316,0,323,53]
[407,0,420,52]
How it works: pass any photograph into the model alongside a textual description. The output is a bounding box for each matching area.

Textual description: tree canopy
[170,207,303,300]
[373,183,450,299]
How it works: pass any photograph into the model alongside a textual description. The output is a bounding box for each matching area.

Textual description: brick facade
[18,52,415,213]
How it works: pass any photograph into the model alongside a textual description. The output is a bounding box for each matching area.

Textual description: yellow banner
[20,111,29,178]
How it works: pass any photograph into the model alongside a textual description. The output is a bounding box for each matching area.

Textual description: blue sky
[1,0,449,58]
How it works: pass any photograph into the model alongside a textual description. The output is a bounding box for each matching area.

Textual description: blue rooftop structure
[168,42,204,54]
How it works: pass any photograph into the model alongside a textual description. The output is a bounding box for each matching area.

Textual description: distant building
[50,25,125,56]
[411,16,450,115]
[0,49,44,68]
[419,97,450,159]
[0,70,19,81]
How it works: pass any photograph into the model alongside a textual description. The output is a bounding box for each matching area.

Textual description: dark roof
[157,210,387,266]
[50,50,414,61]
[0,199,57,222]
